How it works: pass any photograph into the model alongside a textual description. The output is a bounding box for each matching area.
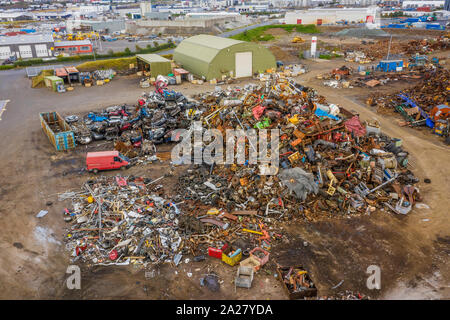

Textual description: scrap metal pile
[62,174,282,267]
[62,74,424,270]
[367,68,449,142]
[181,75,423,219]
[349,37,448,60]
[66,87,196,159]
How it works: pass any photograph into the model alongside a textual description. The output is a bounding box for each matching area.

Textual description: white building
[140,1,152,15]
[0,11,34,22]
[402,0,445,7]
[285,6,381,25]
[339,0,379,5]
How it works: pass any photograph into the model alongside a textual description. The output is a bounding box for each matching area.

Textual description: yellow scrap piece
[242,228,263,235]
[207,208,219,215]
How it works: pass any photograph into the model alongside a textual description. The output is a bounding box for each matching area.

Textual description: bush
[14,58,43,67]
[0,64,15,70]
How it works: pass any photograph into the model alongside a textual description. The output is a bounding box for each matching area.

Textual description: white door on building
[19,45,32,58]
[0,46,11,60]
[235,52,252,78]
[35,44,48,57]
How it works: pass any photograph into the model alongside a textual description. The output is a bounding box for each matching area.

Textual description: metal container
[39,112,76,151]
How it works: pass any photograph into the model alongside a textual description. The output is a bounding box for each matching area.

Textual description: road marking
[0,100,9,121]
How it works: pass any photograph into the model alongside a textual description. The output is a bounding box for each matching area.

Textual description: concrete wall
[126,17,235,35]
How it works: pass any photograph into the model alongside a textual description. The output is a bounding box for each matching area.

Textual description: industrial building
[284,7,381,25]
[0,12,34,22]
[173,34,276,80]
[54,40,93,55]
[0,34,53,60]
[402,0,445,8]
[66,19,126,34]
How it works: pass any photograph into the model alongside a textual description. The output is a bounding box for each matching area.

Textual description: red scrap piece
[109,249,118,261]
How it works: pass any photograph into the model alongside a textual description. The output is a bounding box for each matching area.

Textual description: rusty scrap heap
[61,75,423,272]
[369,68,449,114]
[358,38,448,60]
[368,68,449,141]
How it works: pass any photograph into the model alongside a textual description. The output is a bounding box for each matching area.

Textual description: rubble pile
[334,28,390,39]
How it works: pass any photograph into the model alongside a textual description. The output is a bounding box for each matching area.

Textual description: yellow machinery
[291,36,305,43]
[64,32,99,41]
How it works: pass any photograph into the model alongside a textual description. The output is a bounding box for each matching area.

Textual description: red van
[86,151,130,173]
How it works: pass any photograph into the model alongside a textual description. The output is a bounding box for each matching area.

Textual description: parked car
[2,55,17,65]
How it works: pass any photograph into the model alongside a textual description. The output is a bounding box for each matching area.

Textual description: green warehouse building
[173,34,276,81]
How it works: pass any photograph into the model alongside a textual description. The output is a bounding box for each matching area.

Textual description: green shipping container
[44,76,64,92]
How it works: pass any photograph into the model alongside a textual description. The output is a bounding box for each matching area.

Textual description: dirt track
[0,54,449,299]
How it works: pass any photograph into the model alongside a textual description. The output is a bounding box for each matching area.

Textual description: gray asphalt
[157,20,277,55]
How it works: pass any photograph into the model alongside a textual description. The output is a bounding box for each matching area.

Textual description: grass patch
[77,57,137,72]
[318,53,343,60]
[231,24,320,42]
[31,69,54,88]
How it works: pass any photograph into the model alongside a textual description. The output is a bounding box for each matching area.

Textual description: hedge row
[1,42,176,70]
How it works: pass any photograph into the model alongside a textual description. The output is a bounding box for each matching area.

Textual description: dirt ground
[0,34,449,299]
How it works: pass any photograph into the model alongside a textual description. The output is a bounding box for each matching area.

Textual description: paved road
[156,19,277,56]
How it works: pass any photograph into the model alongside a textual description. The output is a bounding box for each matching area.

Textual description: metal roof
[174,35,243,64]
[54,40,92,47]
[0,33,53,46]
[180,34,242,51]
[65,66,79,74]
[55,68,68,77]
[136,54,171,64]
[26,64,64,78]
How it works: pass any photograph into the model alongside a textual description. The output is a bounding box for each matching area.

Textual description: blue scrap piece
[314,108,340,121]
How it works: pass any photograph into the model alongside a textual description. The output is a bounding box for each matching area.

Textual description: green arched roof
[174,35,243,64]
